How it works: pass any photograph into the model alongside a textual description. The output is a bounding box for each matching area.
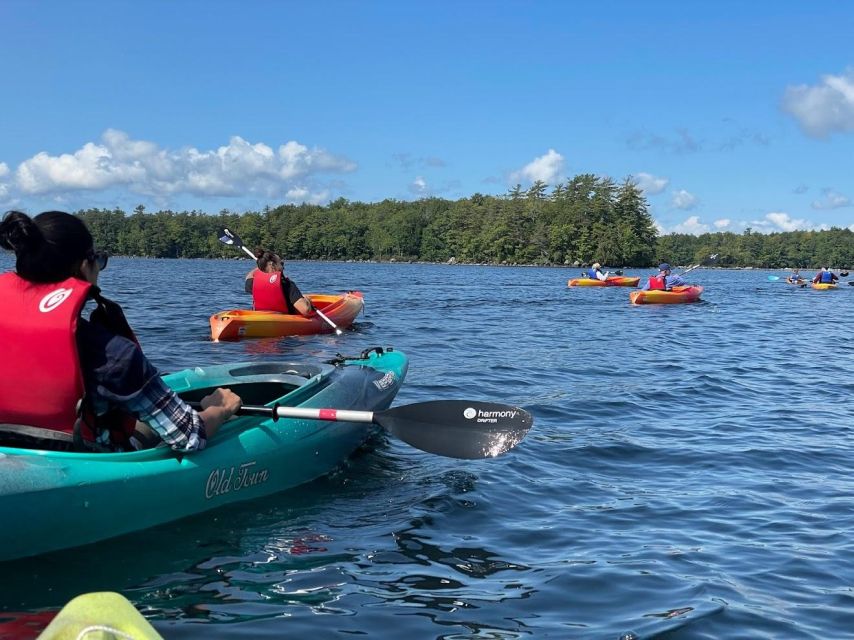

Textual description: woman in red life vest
[244,248,315,316]
[0,210,241,452]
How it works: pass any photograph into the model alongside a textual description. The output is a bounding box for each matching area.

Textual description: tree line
[75,176,853,269]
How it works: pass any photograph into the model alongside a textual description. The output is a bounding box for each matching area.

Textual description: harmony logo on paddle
[464,407,520,423]
[39,288,73,313]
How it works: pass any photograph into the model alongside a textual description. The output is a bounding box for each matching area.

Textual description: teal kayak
[0,347,407,562]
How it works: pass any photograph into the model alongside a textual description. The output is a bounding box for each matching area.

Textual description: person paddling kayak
[583,262,610,281]
[244,248,315,317]
[787,269,804,285]
[640,263,686,291]
[812,267,839,285]
[0,210,241,452]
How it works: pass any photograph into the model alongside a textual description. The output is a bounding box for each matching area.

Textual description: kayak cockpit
[172,362,333,406]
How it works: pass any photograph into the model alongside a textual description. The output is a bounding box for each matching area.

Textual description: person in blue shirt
[640,263,686,291]
[812,267,839,285]
[786,269,804,284]
[584,262,610,281]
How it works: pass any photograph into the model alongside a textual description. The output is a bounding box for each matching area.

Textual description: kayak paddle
[235,399,533,459]
[218,227,343,335]
[677,253,718,277]
[768,275,781,281]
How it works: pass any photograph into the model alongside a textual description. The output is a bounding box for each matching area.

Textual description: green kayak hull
[0,347,407,562]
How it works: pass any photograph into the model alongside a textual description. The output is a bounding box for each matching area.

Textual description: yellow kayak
[36,592,163,639]
[568,276,640,287]
[811,282,838,290]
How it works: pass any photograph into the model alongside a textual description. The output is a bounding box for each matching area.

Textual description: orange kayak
[210,292,364,341]
[629,285,703,305]
[568,276,640,287]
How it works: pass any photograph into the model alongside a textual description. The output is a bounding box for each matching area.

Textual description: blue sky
[1,0,852,234]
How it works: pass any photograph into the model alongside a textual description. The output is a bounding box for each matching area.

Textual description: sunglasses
[88,250,109,270]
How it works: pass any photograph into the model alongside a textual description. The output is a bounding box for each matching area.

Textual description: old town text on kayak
[206,461,270,499]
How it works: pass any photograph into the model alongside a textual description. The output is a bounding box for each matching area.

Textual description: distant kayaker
[584,262,610,281]
[812,267,839,285]
[244,249,315,316]
[0,210,241,453]
[640,263,686,291]
[787,269,804,285]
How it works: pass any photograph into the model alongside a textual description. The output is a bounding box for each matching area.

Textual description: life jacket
[820,270,834,283]
[647,275,667,291]
[0,273,137,451]
[252,268,288,312]
[586,268,598,279]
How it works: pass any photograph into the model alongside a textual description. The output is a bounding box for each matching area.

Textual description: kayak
[0,347,407,562]
[786,279,807,286]
[568,276,640,287]
[37,592,163,640]
[629,285,704,304]
[811,282,838,290]
[210,291,364,341]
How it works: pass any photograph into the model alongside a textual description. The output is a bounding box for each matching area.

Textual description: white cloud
[409,176,429,195]
[633,172,669,195]
[11,129,356,201]
[714,218,731,229]
[285,186,329,204]
[0,162,9,200]
[654,215,711,235]
[811,188,851,210]
[671,189,698,210]
[782,69,854,138]
[510,149,564,185]
[750,212,827,233]
[671,215,709,234]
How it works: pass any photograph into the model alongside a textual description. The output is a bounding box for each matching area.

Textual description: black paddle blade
[375,400,533,459]
[218,227,242,247]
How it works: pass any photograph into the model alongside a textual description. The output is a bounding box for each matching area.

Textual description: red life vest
[252,269,288,312]
[647,275,667,290]
[0,273,136,450]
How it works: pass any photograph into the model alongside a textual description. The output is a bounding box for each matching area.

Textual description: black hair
[0,210,94,283]
[253,247,282,272]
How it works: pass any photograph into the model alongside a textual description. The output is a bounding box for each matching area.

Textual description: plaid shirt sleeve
[77,319,207,452]
[125,375,208,452]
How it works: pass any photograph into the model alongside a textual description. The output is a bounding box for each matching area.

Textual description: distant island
[76,175,853,269]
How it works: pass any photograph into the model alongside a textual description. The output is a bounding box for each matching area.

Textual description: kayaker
[0,210,241,452]
[244,248,315,316]
[584,262,610,281]
[640,263,686,291]
[787,269,804,284]
[812,267,839,285]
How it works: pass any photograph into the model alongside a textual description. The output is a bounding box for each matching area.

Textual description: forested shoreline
[75,176,853,269]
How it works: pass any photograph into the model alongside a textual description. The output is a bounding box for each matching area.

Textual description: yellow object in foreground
[37,592,163,640]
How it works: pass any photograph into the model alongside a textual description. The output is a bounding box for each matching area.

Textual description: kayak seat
[227,363,324,378]
[0,423,75,451]
[178,379,308,406]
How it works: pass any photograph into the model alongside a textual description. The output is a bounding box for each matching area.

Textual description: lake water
[1,256,852,639]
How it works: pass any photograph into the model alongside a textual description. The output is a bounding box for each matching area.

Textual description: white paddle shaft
[273,406,374,423]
